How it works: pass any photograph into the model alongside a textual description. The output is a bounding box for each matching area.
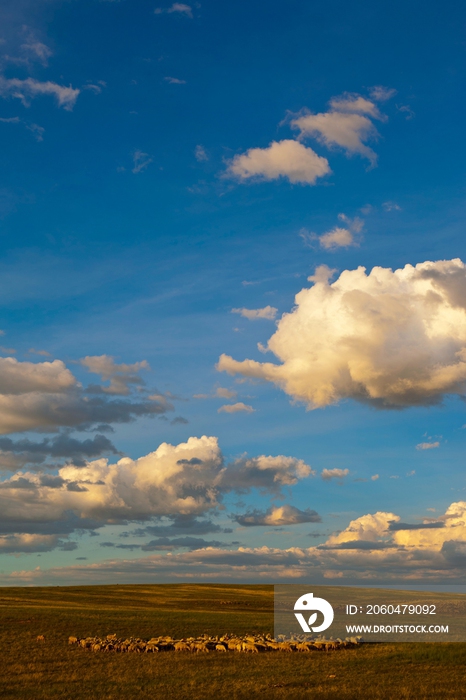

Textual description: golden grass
[1,584,465,700]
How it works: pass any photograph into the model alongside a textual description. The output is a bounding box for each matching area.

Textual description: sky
[0,0,465,587]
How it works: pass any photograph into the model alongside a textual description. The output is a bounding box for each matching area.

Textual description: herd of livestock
[66,633,364,653]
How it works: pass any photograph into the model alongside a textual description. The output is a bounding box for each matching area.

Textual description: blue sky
[0,0,465,586]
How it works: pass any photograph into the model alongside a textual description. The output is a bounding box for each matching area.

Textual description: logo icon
[294,592,334,633]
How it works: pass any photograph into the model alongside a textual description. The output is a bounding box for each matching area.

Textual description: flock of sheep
[67,633,364,653]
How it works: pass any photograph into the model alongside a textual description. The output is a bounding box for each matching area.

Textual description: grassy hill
[0,583,465,699]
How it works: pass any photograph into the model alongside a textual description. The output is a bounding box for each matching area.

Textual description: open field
[1,584,466,700]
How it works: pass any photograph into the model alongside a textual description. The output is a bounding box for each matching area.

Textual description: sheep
[67,632,363,655]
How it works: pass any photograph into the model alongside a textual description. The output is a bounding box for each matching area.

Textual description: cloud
[314,214,364,251]
[0,116,44,141]
[226,140,331,186]
[231,306,278,320]
[218,258,466,409]
[369,86,397,102]
[215,387,237,399]
[0,392,171,435]
[318,227,355,250]
[328,93,385,120]
[326,512,397,545]
[128,515,233,537]
[0,77,80,110]
[321,468,349,481]
[291,110,379,167]
[155,3,193,18]
[383,201,402,211]
[221,453,314,494]
[100,536,231,551]
[20,40,52,66]
[27,348,52,357]
[0,436,313,548]
[416,441,440,450]
[81,355,149,395]
[218,402,255,414]
[309,213,364,251]
[0,358,76,395]
[164,76,186,84]
[193,387,237,400]
[132,150,153,174]
[0,533,66,554]
[0,355,171,434]
[2,29,53,69]
[141,536,231,551]
[388,521,445,531]
[397,104,415,120]
[194,145,208,162]
[6,500,466,583]
[234,505,320,526]
[371,474,379,481]
[287,91,390,167]
[0,433,119,471]
[82,84,103,95]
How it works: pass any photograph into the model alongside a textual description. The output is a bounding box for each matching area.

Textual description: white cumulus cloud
[291,110,379,166]
[226,139,331,185]
[218,258,466,409]
[301,213,364,251]
[321,468,350,481]
[218,402,255,414]
[0,437,314,550]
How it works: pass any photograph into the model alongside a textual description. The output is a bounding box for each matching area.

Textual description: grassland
[1,583,465,699]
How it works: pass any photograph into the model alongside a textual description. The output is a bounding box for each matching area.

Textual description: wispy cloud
[231,306,278,320]
[155,3,193,18]
[20,40,52,66]
[164,76,186,84]
[132,150,153,174]
[416,441,440,450]
[397,104,415,120]
[0,77,80,110]
[383,201,402,212]
[193,387,237,400]
[0,116,44,141]
[194,144,208,161]
[369,85,397,102]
